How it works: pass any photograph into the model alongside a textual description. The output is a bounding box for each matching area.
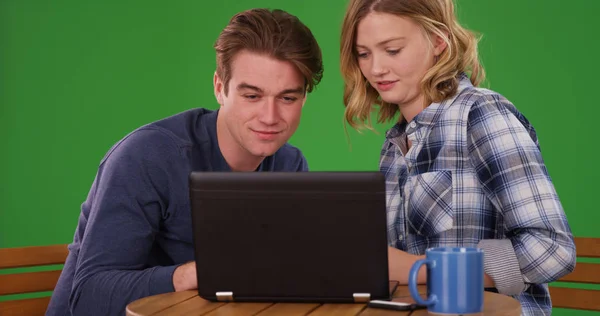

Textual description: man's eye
[282,96,298,102]
[244,95,259,100]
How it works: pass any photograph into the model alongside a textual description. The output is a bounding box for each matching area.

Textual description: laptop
[189,171,397,303]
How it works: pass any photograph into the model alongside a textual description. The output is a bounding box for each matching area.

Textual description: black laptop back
[189,171,391,303]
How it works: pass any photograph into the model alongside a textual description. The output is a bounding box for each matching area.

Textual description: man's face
[214,50,306,164]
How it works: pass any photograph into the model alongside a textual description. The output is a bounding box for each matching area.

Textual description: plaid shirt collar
[385,72,472,140]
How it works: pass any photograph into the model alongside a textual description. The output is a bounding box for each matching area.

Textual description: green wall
[1,1,598,314]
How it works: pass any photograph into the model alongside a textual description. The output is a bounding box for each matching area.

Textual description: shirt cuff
[148,265,181,295]
[477,239,526,295]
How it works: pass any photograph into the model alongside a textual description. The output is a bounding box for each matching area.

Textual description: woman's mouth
[376,80,398,91]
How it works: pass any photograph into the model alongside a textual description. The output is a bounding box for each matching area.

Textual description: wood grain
[126,290,198,316]
[574,237,600,258]
[152,296,224,316]
[126,286,521,315]
[0,270,62,295]
[0,297,52,316]
[549,287,600,311]
[307,303,366,316]
[558,262,600,284]
[259,303,320,315]
[0,244,68,269]
[203,302,273,316]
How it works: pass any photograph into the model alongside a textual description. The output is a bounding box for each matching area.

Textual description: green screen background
[1,1,598,314]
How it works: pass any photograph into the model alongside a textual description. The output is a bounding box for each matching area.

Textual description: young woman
[340,0,575,314]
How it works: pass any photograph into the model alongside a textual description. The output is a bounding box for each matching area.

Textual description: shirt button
[398,235,403,241]
[410,121,417,128]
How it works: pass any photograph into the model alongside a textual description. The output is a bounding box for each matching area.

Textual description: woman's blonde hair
[340,0,485,130]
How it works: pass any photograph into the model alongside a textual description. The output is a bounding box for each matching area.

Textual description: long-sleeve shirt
[380,73,576,315]
[46,108,308,316]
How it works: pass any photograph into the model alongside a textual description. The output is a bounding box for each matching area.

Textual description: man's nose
[259,98,280,125]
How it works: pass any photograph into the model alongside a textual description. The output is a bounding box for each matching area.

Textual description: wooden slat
[365,289,521,316]
[259,303,320,315]
[574,237,600,258]
[204,302,273,316]
[0,270,62,295]
[126,290,199,316]
[307,303,366,316]
[0,244,69,269]
[559,262,600,284]
[549,287,600,311]
[362,306,412,315]
[151,296,224,315]
[0,297,51,316]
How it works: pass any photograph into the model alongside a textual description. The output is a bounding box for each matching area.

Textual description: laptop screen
[189,171,391,303]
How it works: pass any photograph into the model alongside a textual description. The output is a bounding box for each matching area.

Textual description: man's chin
[252,151,276,158]
[249,145,281,158]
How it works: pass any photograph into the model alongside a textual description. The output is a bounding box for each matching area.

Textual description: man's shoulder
[99,108,215,166]
[98,127,179,167]
[148,107,214,130]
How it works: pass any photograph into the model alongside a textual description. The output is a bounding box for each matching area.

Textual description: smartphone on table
[367,299,426,311]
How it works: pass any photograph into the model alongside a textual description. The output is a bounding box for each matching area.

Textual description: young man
[46,8,324,316]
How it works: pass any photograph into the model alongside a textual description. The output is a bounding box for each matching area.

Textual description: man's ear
[301,87,308,108]
[213,72,224,106]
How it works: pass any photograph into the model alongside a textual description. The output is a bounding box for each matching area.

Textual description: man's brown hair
[214,8,324,95]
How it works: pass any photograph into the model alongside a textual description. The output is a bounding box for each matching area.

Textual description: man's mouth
[252,129,282,140]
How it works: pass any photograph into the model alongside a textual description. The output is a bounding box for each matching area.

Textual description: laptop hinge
[216,291,233,302]
[353,293,370,303]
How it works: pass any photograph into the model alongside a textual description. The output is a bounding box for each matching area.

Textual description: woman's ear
[432,30,449,57]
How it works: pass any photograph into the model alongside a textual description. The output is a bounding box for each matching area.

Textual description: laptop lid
[189,171,393,303]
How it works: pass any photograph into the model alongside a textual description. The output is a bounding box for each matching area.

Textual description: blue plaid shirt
[380,73,576,315]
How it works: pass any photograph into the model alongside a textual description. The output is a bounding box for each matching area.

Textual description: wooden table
[126,285,521,315]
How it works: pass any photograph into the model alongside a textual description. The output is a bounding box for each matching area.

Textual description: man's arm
[467,96,576,295]
[69,129,190,315]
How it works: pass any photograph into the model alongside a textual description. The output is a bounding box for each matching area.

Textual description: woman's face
[355,12,445,114]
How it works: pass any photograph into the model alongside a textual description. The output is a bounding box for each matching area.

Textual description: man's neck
[215,115,263,172]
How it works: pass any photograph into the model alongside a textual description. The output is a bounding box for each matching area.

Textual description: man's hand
[388,247,426,284]
[173,261,197,292]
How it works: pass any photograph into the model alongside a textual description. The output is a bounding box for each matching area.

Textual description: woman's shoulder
[457,86,540,149]
[450,85,527,124]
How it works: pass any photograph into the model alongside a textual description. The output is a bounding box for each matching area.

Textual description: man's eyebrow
[236,83,305,95]
[279,87,305,95]
[356,36,406,49]
[236,83,263,93]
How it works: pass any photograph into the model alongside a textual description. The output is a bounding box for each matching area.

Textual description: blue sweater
[46,108,308,316]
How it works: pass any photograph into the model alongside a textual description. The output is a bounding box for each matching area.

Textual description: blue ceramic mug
[408,247,484,314]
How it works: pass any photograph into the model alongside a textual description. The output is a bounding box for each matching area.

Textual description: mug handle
[408,259,437,306]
